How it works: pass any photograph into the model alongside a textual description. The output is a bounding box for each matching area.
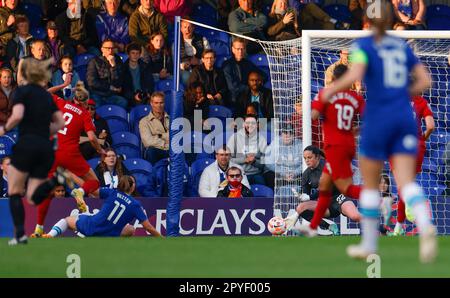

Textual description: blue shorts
[75,214,94,237]
[75,214,122,237]
[360,116,418,161]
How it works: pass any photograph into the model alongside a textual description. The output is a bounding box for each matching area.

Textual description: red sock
[397,196,406,223]
[310,191,332,230]
[82,179,100,195]
[37,198,52,226]
[345,185,361,200]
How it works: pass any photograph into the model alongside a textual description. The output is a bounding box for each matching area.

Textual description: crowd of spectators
[0,0,443,198]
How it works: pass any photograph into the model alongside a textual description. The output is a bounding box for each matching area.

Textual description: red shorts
[48,149,91,178]
[389,140,426,174]
[322,144,356,180]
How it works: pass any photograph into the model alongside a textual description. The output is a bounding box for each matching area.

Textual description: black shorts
[10,135,54,179]
[328,194,352,218]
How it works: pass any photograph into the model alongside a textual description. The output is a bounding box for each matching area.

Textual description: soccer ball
[267,216,287,235]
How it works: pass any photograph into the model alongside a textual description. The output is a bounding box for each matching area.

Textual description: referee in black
[0,58,64,245]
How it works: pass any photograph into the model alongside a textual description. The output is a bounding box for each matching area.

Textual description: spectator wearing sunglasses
[217,166,253,198]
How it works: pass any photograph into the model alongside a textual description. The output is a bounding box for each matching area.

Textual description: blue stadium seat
[248,54,269,67]
[190,158,215,196]
[117,52,128,62]
[30,26,47,40]
[87,157,101,169]
[251,184,274,198]
[209,40,230,57]
[195,27,230,45]
[150,158,192,197]
[129,104,151,136]
[96,105,129,134]
[426,5,450,30]
[208,105,233,119]
[20,2,43,28]
[0,135,16,160]
[75,66,88,82]
[74,53,96,68]
[263,80,272,89]
[155,79,184,92]
[215,55,230,68]
[111,131,141,159]
[323,4,352,23]
[181,131,214,165]
[191,3,218,26]
[123,158,153,196]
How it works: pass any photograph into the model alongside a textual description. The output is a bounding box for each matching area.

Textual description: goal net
[258,30,449,235]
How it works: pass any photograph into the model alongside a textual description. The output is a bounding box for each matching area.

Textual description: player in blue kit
[43,175,161,238]
[320,0,437,263]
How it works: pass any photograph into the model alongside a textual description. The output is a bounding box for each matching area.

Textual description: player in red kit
[290,64,365,236]
[388,95,435,236]
[31,82,105,237]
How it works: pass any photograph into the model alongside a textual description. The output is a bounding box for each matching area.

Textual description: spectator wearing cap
[128,0,168,48]
[95,0,130,53]
[44,20,66,67]
[0,0,25,46]
[6,15,33,72]
[121,42,155,106]
[50,55,81,100]
[217,166,253,198]
[80,98,113,160]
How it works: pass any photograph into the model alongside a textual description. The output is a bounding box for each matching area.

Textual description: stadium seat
[263,80,272,90]
[191,3,218,26]
[20,2,43,28]
[209,40,230,57]
[30,26,47,40]
[190,158,215,196]
[74,53,96,68]
[87,157,101,169]
[248,54,269,67]
[155,79,184,93]
[0,135,16,160]
[426,5,450,30]
[111,131,141,159]
[151,158,192,197]
[251,184,274,198]
[117,52,128,62]
[208,105,233,119]
[181,131,214,165]
[323,4,352,23]
[129,104,151,136]
[215,55,230,68]
[123,158,153,196]
[96,105,129,134]
[195,27,230,45]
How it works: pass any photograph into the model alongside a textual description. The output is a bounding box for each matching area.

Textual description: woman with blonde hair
[0,57,65,245]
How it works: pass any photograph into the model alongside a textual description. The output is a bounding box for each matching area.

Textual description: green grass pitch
[0,236,449,278]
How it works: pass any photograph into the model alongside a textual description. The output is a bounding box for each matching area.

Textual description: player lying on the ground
[43,175,161,238]
[285,64,364,236]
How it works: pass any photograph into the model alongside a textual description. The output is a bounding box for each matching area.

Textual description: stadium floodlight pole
[167,16,184,237]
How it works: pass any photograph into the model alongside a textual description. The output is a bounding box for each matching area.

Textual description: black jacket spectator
[188,64,228,106]
[236,86,274,119]
[217,183,253,198]
[180,33,206,64]
[6,35,33,71]
[80,106,113,160]
[121,59,155,103]
[86,54,125,97]
[222,56,262,105]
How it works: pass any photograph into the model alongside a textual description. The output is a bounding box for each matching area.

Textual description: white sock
[49,219,68,237]
[394,221,403,231]
[402,182,432,234]
[360,189,380,252]
[329,18,337,24]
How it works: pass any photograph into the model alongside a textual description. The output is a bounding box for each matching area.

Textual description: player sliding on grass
[43,175,161,238]
[320,0,437,263]
[285,64,364,236]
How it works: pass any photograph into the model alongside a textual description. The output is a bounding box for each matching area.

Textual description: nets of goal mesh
[258,33,449,235]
